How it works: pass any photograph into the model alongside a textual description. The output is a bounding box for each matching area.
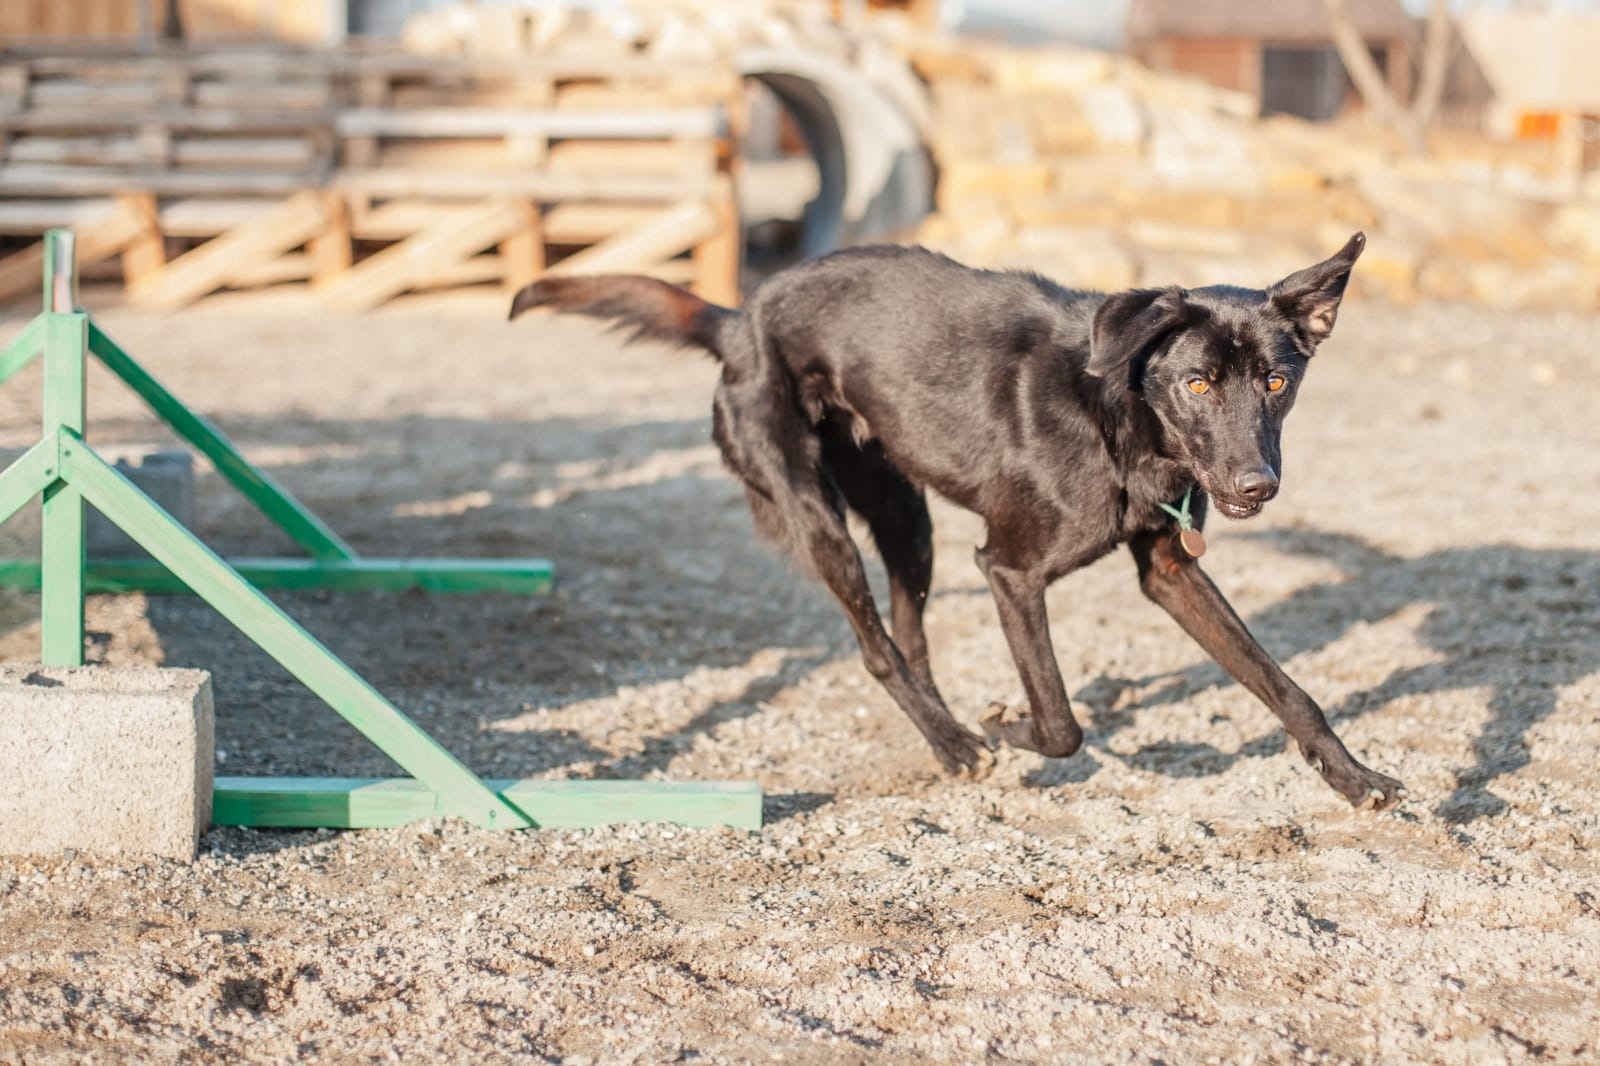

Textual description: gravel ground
[0,281,1597,1064]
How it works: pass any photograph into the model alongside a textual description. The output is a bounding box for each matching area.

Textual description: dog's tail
[508,275,734,360]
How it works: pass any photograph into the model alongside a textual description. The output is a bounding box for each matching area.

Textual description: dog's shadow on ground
[1054,529,1598,823]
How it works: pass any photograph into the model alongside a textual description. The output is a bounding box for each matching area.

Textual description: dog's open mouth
[1212,497,1265,520]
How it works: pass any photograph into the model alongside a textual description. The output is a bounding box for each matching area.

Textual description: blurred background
[1,0,1597,310]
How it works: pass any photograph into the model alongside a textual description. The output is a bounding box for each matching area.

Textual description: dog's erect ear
[1269,232,1365,346]
[1088,286,1190,386]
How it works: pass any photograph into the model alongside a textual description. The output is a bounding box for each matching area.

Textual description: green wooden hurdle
[0,229,762,832]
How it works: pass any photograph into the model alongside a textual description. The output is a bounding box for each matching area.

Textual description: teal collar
[1157,485,1196,532]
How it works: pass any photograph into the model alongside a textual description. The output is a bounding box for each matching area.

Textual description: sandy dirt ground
[0,279,1597,1064]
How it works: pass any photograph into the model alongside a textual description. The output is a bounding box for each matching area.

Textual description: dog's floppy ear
[1269,232,1365,346]
[1088,285,1190,387]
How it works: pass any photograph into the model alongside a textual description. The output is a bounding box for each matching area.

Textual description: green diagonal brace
[0,435,58,525]
[59,431,529,830]
[86,322,356,561]
[0,317,44,387]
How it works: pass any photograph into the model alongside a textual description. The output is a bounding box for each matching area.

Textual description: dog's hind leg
[821,429,939,691]
[714,392,990,775]
[1129,528,1405,810]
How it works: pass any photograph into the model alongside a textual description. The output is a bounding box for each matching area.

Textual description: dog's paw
[955,745,996,782]
[930,721,996,780]
[1347,770,1406,812]
[979,701,1084,759]
[1303,745,1406,812]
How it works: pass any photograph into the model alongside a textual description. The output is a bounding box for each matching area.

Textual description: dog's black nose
[1234,468,1279,502]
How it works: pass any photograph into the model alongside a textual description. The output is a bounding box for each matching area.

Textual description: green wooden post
[39,239,89,666]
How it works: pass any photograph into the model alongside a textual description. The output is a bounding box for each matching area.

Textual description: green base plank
[214,777,764,831]
[0,556,554,595]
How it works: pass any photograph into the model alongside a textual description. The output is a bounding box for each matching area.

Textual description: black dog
[510,234,1404,810]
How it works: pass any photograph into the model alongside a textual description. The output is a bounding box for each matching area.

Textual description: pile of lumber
[0,43,742,310]
[0,49,335,198]
[906,40,1600,311]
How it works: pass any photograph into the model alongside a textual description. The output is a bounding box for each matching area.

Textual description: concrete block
[0,664,213,861]
[86,449,195,560]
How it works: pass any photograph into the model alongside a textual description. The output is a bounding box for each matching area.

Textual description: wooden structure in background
[1126,0,1413,121]
[0,0,342,45]
[0,45,745,309]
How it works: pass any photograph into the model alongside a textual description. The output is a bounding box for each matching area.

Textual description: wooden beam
[0,436,58,529]
[41,313,88,668]
[334,168,713,204]
[499,201,543,296]
[308,193,352,289]
[126,189,334,310]
[691,176,742,306]
[213,776,763,831]
[116,192,166,290]
[548,197,718,278]
[541,203,669,245]
[335,106,725,141]
[320,198,531,312]
[0,163,321,198]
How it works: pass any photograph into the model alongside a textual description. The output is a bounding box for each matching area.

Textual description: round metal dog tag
[1179,528,1207,558]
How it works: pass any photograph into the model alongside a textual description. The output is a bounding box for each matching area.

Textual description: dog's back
[740,247,1116,508]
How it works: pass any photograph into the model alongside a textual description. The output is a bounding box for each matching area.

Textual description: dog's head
[1086,233,1364,519]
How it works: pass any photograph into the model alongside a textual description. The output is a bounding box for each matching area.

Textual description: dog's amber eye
[1186,378,1209,395]
[1266,374,1286,392]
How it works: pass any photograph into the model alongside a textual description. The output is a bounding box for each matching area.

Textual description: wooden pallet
[0,45,745,308]
[0,47,338,196]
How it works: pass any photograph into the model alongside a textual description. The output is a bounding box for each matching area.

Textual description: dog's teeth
[1308,756,1325,774]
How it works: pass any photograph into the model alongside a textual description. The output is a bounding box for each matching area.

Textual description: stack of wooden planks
[0,44,743,309]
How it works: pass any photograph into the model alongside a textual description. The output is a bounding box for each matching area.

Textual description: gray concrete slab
[0,663,213,861]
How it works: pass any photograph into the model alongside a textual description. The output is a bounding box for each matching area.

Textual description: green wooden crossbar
[0,228,763,834]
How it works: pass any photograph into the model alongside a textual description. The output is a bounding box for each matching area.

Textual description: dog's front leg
[974,549,1085,758]
[1128,529,1405,810]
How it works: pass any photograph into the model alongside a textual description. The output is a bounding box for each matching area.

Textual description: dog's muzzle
[1207,468,1278,519]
